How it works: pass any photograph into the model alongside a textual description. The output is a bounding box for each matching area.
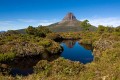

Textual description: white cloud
[81,17,120,27]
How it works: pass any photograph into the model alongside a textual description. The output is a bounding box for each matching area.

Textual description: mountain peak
[61,12,78,22]
[49,12,97,32]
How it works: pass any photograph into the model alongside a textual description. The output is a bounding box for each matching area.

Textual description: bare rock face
[60,12,78,23]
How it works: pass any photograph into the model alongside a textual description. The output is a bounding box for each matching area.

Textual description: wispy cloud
[17,19,58,25]
[81,17,120,27]
[0,19,35,31]
[17,19,37,23]
[38,19,57,26]
[0,21,14,31]
[0,19,58,31]
[0,21,13,25]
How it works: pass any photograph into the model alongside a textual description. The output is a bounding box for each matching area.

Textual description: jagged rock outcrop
[60,12,78,23]
[58,12,80,26]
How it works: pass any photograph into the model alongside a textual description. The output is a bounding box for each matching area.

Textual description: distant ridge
[16,29,26,34]
[0,31,5,33]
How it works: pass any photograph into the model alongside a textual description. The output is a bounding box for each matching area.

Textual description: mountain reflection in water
[60,40,94,64]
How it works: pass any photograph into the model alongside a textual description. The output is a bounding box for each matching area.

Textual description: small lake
[60,40,94,64]
[1,40,94,76]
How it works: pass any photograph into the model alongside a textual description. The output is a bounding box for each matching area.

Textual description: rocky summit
[60,12,78,23]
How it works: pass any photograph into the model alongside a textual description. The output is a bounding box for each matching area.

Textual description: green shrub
[46,33,62,41]
[50,58,84,76]
[34,60,51,76]
[0,52,16,62]
[101,48,120,62]
[34,58,84,76]
[26,26,52,37]
[79,39,92,44]
[46,42,62,54]
[39,40,52,47]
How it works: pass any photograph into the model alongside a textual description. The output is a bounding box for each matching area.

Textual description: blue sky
[0,0,120,31]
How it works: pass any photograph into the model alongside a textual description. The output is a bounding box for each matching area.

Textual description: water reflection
[60,40,94,64]
[62,40,76,48]
[80,43,93,51]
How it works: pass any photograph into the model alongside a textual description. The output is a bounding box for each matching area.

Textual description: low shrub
[46,33,63,41]
[34,58,85,76]
[0,52,16,62]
